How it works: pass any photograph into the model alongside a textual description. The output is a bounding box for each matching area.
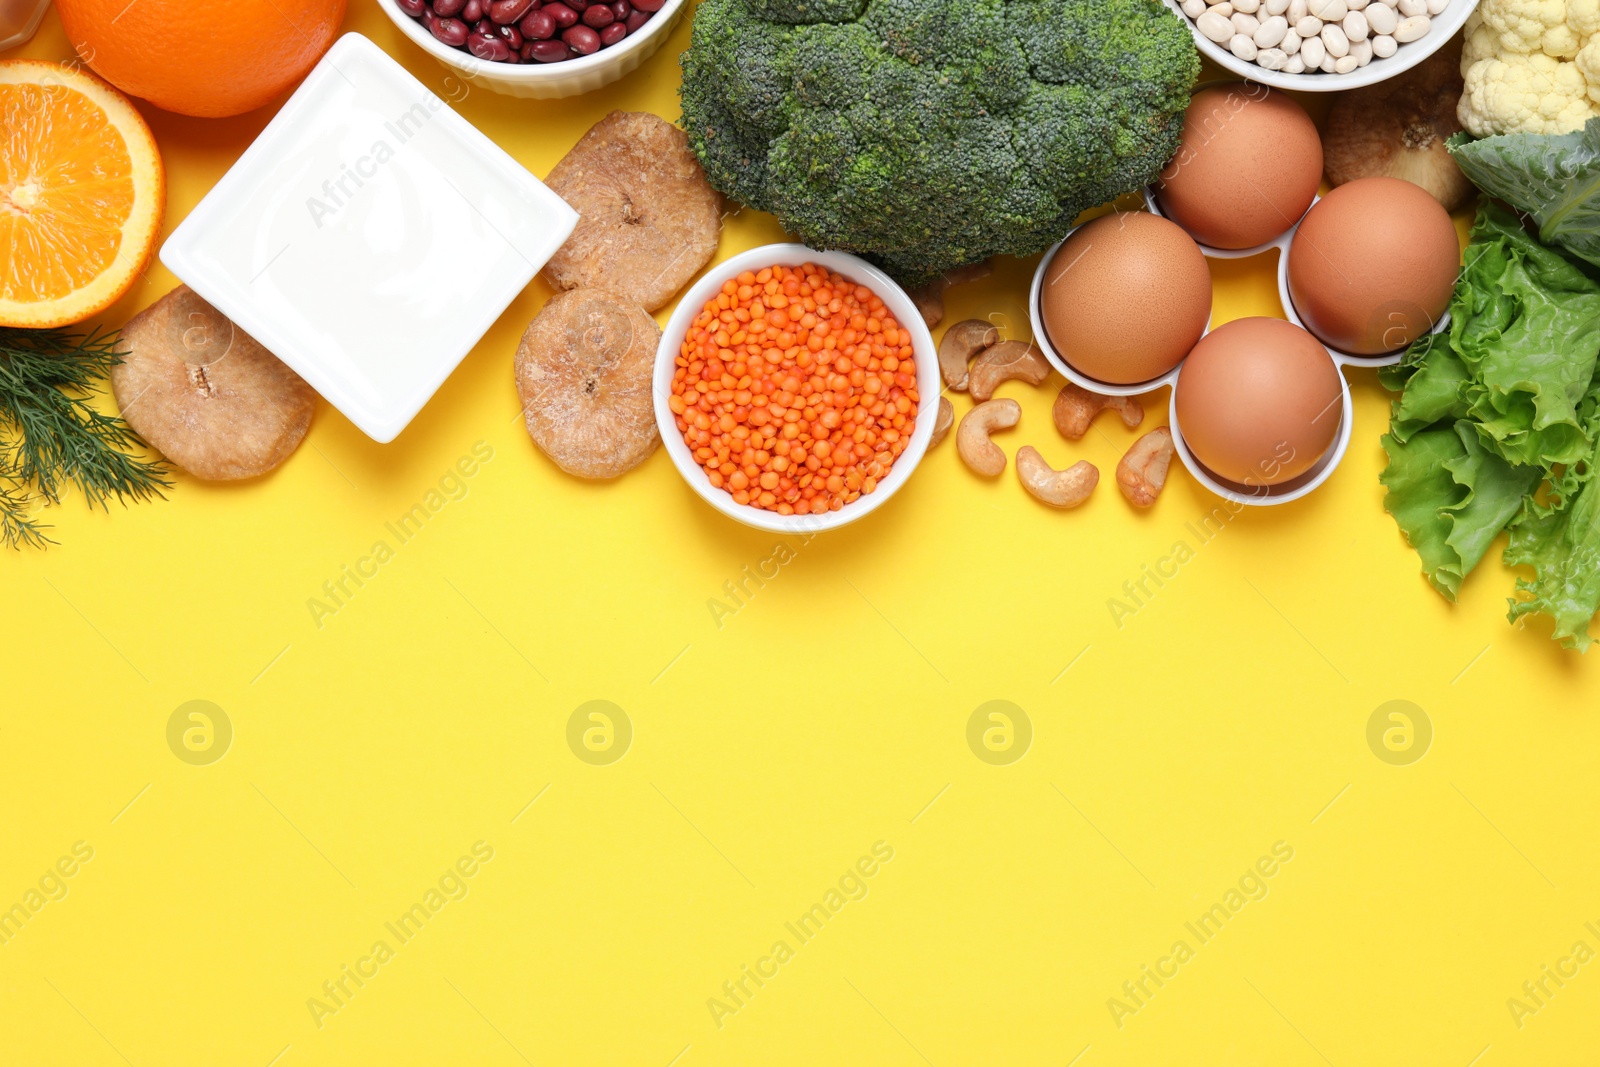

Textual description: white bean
[1233,12,1262,33]
[1257,46,1290,68]
[1346,0,1369,8]
[1197,10,1235,41]
[1282,29,1301,52]
[1425,0,1448,12]
[1371,32,1397,56]
[1283,53,1306,72]
[1288,0,1309,19]
[1393,13,1430,41]
[1364,3,1396,33]
[1265,0,1290,13]
[1321,22,1350,55]
[1349,37,1373,64]
[1299,32,1325,66]
[1397,0,1425,14]
[1183,0,1207,17]
[1255,14,1289,46]
[1334,53,1360,72]
[1295,14,1323,35]
[1320,52,1337,71]
[1308,0,1347,18]
[1233,0,1261,11]
[1343,10,1368,39]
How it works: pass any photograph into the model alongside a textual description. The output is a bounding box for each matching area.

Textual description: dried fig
[1323,46,1472,212]
[541,111,723,313]
[515,288,660,480]
[110,285,313,481]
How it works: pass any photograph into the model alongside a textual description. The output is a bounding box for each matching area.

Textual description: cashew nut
[956,398,1020,477]
[1017,446,1099,509]
[968,341,1050,402]
[938,319,1001,391]
[929,396,954,448]
[1117,427,1177,508]
[1052,383,1145,440]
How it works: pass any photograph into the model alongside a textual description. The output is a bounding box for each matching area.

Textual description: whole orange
[55,0,346,118]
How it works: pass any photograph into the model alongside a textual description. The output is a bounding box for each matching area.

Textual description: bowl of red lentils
[655,244,940,534]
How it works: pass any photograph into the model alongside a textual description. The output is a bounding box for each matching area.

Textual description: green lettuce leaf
[1381,331,1472,444]
[1450,205,1600,468]
[1382,203,1600,645]
[1505,409,1600,651]
[1450,118,1600,271]
[1382,423,1541,600]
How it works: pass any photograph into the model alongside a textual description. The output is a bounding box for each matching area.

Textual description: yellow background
[5,4,1599,1065]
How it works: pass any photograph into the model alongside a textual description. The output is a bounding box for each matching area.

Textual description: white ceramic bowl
[161,34,578,443]
[654,244,940,534]
[1162,0,1478,91]
[377,0,686,99]
[0,0,50,51]
[1029,202,1450,507]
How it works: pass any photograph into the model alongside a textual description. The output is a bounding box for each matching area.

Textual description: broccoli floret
[679,0,1199,286]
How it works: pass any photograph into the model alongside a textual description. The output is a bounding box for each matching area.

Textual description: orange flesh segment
[0,82,134,303]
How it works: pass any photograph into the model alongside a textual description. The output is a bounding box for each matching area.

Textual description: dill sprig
[0,326,171,549]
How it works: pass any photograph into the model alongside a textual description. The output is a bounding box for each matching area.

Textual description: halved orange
[0,60,165,329]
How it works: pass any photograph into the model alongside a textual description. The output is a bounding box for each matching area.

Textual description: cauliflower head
[1462,0,1600,135]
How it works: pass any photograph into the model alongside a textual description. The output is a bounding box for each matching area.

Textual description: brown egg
[1175,317,1344,487]
[1287,176,1461,356]
[1155,85,1323,250]
[1040,212,1211,385]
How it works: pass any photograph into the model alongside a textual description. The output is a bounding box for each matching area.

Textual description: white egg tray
[1027,188,1451,508]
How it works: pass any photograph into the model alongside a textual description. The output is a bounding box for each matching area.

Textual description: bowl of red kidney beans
[380,0,684,98]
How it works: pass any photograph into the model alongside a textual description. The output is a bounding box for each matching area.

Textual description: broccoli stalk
[679,0,1199,287]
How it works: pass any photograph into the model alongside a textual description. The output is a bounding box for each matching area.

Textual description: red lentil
[670,263,920,516]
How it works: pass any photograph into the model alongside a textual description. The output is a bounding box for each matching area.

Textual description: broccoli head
[679,0,1200,286]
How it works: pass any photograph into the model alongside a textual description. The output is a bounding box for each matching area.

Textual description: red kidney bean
[631,0,663,10]
[520,8,556,36]
[396,0,426,15]
[599,20,627,44]
[582,4,613,27]
[488,0,533,22]
[566,0,590,8]
[528,38,571,61]
[473,17,492,33]
[562,23,600,52]
[624,9,649,30]
[611,0,630,16]
[432,0,465,16]
[519,39,537,60]
[543,0,577,25]
[424,12,470,45]
[461,0,485,21]
[496,23,523,47]
[468,32,511,59]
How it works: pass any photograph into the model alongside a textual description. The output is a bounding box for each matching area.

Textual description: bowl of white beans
[1162,0,1478,90]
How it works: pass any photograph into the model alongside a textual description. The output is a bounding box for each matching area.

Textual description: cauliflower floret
[1462,0,1600,134]
[1569,0,1600,37]
[1481,0,1578,55]
[1580,39,1600,102]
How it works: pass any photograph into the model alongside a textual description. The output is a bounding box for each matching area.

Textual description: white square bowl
[161,33,578,443]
